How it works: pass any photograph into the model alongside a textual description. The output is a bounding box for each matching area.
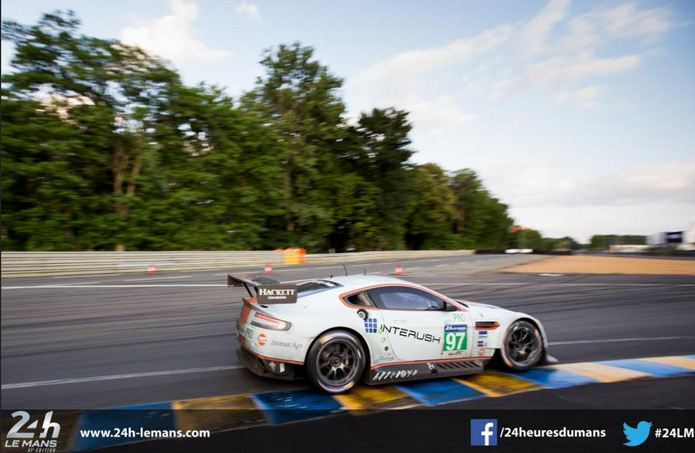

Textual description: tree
[241,43,347,250]
[2,11,180,250]
[451,169,514,248]
[2,12,525,253]
[354,108,416,250]
[128,84,286,250]
[406,164,456,249]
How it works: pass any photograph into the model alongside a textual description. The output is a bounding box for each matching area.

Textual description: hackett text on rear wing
[227,274,297,303]
[256,285,298,304]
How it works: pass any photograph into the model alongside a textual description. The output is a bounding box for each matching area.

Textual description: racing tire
[306,330,366,394]
[498,319,543,372]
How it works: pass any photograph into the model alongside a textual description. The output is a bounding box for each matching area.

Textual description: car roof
[321,274,419,292]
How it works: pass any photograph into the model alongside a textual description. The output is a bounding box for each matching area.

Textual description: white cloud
[347,0,676,124]
[235,2,263,23]
[553,13,601,54]
[495,52,642,96]
[551,2,676,55]
[485,161,695,209]
[407,97,478,136]
[121,0,231,65]
[600,3,675,39]
[554,86,604,108]
[516,0,570,56]
[349,25,513,108]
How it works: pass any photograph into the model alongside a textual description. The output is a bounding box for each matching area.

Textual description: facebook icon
[470,419,498,446]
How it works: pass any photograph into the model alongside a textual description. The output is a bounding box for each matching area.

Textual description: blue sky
[2,0,694,241]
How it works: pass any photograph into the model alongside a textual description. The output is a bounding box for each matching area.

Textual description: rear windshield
[297,280,342,298]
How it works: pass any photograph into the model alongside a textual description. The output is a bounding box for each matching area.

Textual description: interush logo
[380,325,441,343]
[4,411,60,452]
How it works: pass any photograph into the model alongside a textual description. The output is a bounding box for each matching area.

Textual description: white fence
[0,250,474,278]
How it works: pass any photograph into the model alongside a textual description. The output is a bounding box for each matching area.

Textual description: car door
[367,286,472,362]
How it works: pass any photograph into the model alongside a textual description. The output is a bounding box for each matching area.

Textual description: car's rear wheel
[306,330,365,394]
[499,320,543,371]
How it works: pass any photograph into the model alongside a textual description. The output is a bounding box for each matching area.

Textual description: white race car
[231,274,549,394]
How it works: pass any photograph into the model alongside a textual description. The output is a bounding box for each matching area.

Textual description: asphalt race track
[2,254,695,410]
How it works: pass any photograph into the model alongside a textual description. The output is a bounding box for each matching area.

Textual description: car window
[346,291,375,307]
[296,280,342,298]
[368,286,446,311]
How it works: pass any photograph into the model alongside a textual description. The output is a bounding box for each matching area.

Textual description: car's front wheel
[306,330,365,394]
[499,320,543,371]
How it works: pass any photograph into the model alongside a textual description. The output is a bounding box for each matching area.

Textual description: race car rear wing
[227,274,298,304]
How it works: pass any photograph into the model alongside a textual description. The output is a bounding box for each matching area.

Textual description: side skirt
[366,358,490,385]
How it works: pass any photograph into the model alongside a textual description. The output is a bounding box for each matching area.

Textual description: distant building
[647,228,695,250]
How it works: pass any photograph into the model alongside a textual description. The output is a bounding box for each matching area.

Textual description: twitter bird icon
[623,421,652,447]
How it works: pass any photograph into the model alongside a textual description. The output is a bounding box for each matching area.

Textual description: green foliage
[2,12,522,252]
[451,170,514,249]
[589,235,646,250]
[407,164,456,249]
[541,236,582,251]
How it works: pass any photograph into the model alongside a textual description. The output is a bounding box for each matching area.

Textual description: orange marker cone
[148,263,157,275]
[265,263,273,275]
[395,264,403,276]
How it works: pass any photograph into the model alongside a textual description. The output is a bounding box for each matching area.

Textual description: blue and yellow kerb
[55,354,695,451]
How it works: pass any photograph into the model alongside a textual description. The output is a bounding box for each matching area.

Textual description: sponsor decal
[257,333,267,346]
[364,318,378,333]
[443,324,467,352]
[452,313,467,322]
[479,348,486,356]
[256,285,297,304]
[270,339,303,350]
[373,369,418,381]
[380,325,441,343]
[246,327,253,340]
[4,411,61,452]
[477,340,487,347]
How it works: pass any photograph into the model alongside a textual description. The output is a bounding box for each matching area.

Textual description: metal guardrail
[0,250,474,278]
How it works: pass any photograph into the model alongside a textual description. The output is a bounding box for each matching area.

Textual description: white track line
[123,276,192,282]
[1,284,226,290]
[549,336,695,346]
[52,274,121,279]
[1,365,246,390]
[51,281,103,286]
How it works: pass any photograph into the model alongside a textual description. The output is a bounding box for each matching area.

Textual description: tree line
[2,12,516,252]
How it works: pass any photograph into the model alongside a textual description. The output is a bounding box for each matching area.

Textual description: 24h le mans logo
[4,411,61,452]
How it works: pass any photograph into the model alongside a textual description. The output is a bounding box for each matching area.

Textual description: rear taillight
[239,305,252,325]
[251,312,291,331]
